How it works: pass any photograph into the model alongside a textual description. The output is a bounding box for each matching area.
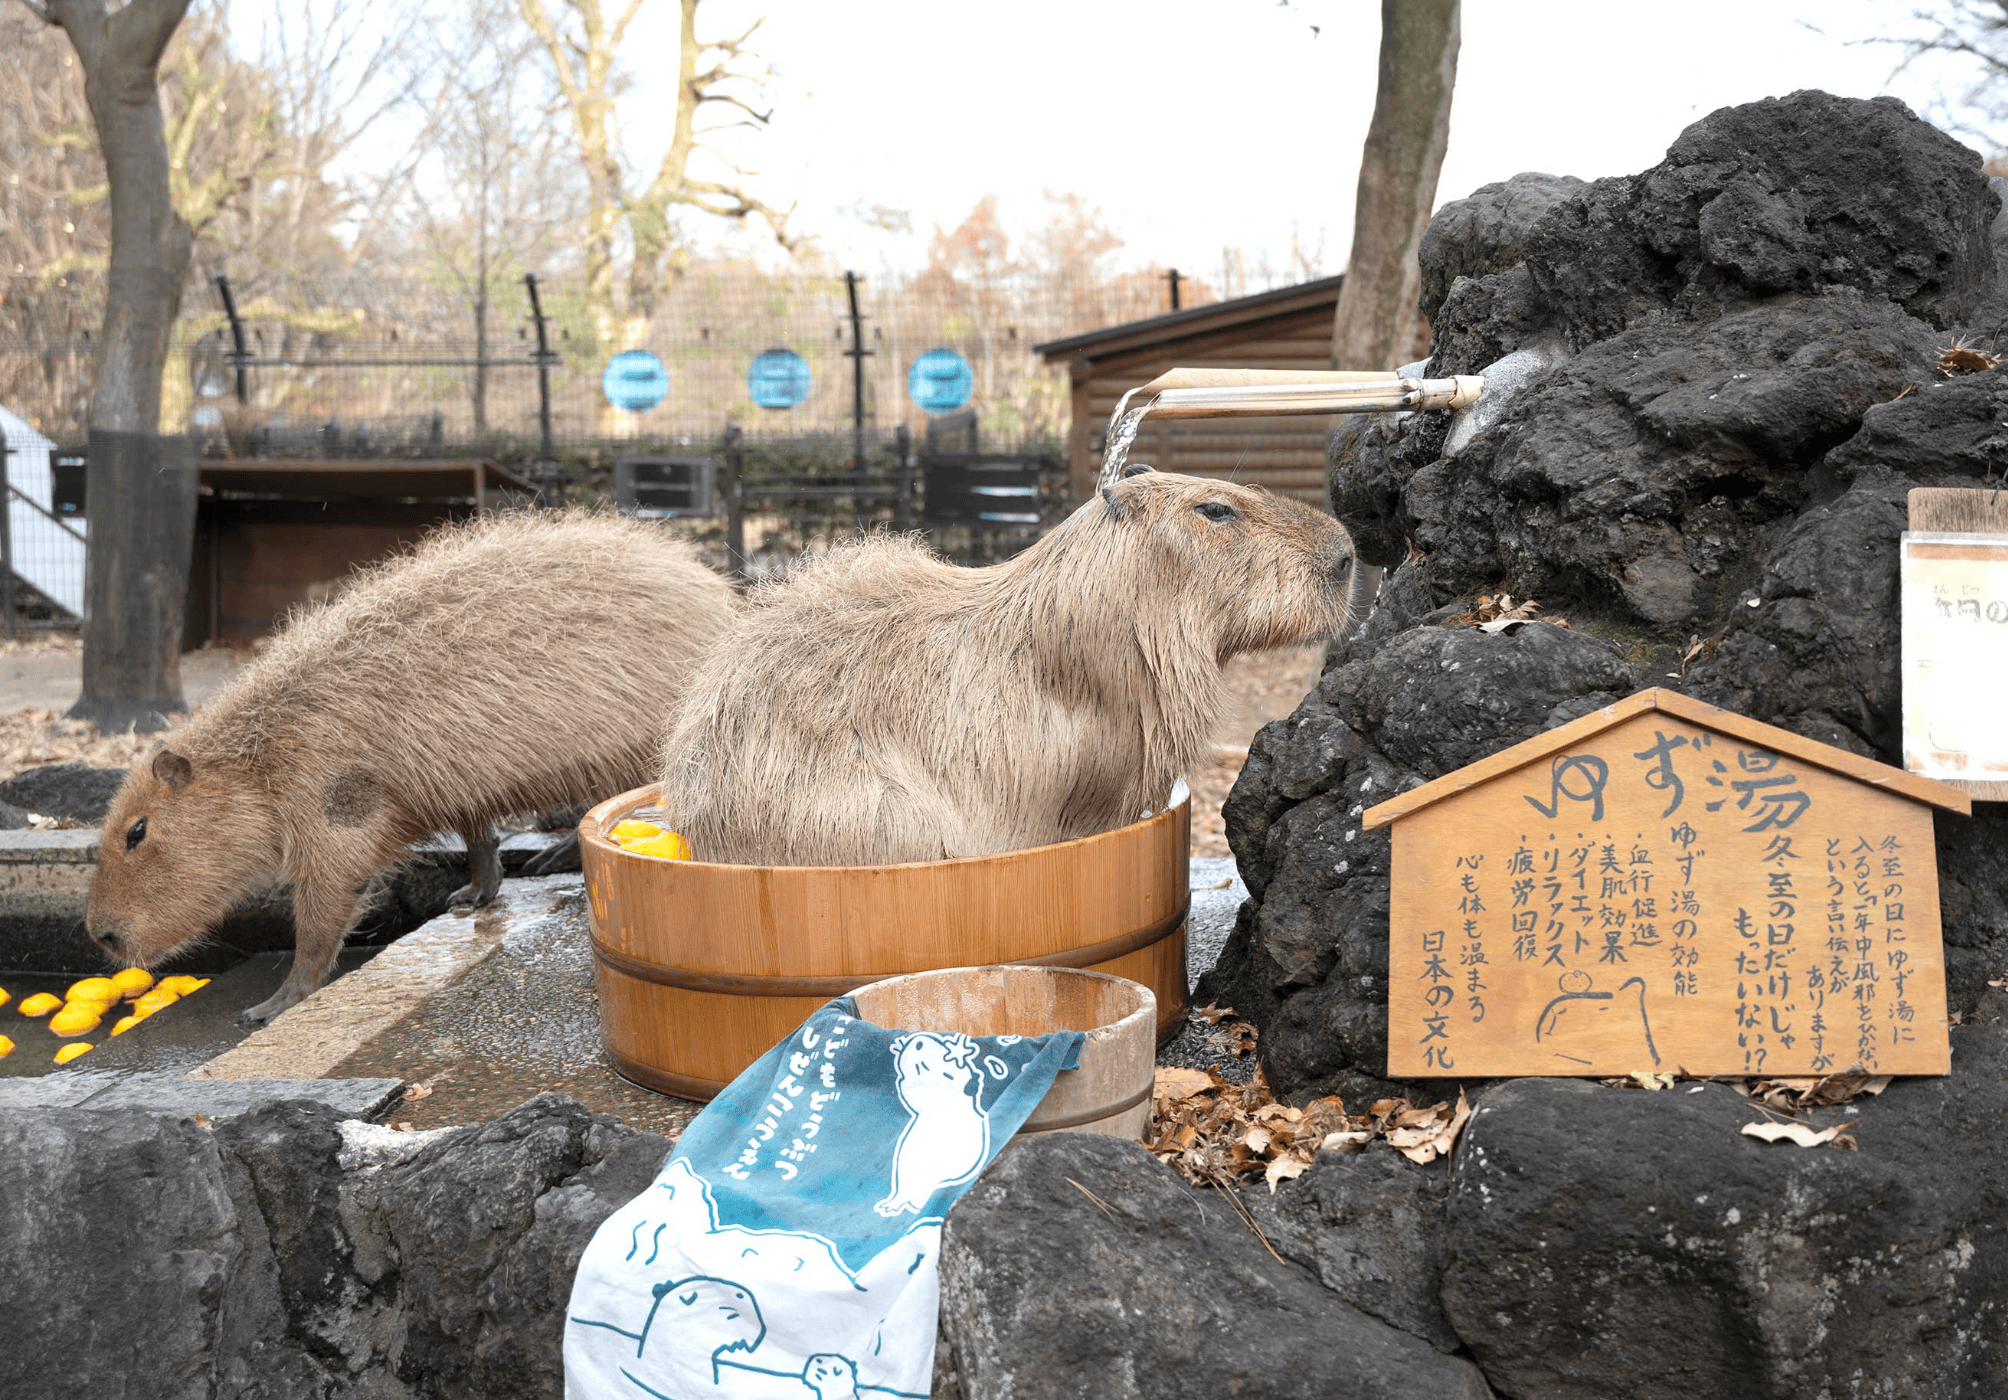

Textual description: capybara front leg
[241,873,362,1024]
[448,824,502,907]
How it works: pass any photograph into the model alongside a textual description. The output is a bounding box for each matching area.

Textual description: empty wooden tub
[581,783,1191,1100]
[851,965,1156,1140]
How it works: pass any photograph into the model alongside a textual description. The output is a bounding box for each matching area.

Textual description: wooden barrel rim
[1017,1079,1155,1133]
[605,1043,1155,1127]
[590,902,1190,997]
[580,782,1191,874]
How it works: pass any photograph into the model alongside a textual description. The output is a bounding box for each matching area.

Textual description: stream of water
[1097,405,1151,489]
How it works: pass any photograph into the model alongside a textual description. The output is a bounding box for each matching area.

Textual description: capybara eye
[1195,502,1237,522]
[125,818,147,850]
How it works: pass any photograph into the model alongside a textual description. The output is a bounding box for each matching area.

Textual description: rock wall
[1213,89,2008,1108]
[0,1096,668,1400]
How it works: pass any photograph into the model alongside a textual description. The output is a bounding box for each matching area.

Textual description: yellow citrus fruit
[110,1014,141,1035]
[110,968,155,999]
[0,1035,12,1059]
[65,976,119,1006]
[17,992,61,1018]
[53,1042,93,1064]
[49,1003,103,1037]
[157,975,209,997]
[612,819,662,841]
[623,830,692,861]
[133,988,180,1015]
[0,987,9,1009]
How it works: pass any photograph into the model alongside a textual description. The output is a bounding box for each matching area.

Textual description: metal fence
[0,262,1306,457]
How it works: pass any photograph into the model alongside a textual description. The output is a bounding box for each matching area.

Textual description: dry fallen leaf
[1194,1004,1236,1026]
[401,1081,436,1102]
[1938,338,2002,376]
[1741,1120,1856,1149]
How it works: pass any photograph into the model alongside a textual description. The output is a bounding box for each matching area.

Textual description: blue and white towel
[564,996,1085,1399]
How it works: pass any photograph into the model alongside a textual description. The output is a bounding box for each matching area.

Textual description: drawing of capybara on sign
[86,510,737,1023]
[660,467,1360,865]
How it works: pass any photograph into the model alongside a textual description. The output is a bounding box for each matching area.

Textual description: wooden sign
[1902,488,2008,800]
[1365,690,1969,1079]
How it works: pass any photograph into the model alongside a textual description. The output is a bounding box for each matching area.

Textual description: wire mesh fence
[0,262,1303,460]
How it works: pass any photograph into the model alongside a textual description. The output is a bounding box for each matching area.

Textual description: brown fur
[87,509,736,1020]
[658,469,1355,866]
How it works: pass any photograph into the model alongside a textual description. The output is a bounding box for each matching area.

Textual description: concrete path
[0,642,246,713]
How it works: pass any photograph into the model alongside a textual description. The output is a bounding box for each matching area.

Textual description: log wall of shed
[1061,302,1339,506]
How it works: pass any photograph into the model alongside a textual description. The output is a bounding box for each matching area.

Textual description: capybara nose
[90,925,126,959]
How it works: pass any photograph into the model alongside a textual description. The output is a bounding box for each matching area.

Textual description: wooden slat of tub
[583,792,1189,980]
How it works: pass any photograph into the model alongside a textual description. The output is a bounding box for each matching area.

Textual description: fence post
[723,421,746,582]
[524,272,560,506]
[213,273,249,403]
[893,423,912,534]
[0,423,13,641]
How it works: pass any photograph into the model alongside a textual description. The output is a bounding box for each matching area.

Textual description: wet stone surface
[326,886,702,1138]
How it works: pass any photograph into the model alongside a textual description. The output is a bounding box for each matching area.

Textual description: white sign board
[1901,529,2008,797]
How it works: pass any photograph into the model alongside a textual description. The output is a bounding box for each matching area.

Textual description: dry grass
[0,707,173,784]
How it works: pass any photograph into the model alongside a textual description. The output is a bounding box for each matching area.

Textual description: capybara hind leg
[448,824,501,907]
[240,873,363,1024]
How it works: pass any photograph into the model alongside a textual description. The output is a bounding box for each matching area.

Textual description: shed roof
[1033,274,1344,361]
[1362,687,1972,830]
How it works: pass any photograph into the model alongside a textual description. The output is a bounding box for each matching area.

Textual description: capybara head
[1074,466,1355,658]
[86,748,281,968]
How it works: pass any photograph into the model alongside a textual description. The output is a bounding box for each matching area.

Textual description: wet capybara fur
[88,510,736,1022]
[660,467,1357,865]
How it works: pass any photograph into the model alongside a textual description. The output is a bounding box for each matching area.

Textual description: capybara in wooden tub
[86,510,736,1022]
[660,466,1356,865]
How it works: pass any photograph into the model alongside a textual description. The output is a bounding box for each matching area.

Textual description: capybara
[87,510,736,1022]
[659,466,1356,865]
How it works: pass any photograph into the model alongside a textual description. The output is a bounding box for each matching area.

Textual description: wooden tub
[851,966,1158,1140]
[581,784,1191,1100]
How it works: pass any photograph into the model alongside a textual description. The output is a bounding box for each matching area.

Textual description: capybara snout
[1099,467,1355,652]
[87,746,282,971]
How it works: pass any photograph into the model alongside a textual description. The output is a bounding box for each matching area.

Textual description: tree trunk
[43,0,199,732]
[1330,0,1460,371]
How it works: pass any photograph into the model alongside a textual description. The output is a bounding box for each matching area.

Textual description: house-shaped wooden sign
[1364,689,1970,1079]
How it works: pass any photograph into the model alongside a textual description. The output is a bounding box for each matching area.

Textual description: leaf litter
[1149,1013,1472,1191]
[1447,592,1573,635]
[1604,1062,1886,1149]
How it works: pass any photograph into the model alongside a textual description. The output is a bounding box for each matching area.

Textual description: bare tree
[520,0,793,420]
[21,0,202,732]
[1330,0,1460,371]
[410,0,579,433]
[1866,2,2008,159]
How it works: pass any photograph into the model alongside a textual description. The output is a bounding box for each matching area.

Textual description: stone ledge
[188,875,582,1082]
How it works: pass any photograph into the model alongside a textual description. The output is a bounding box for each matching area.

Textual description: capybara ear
[1120,462,1155,478]
[1099,484,1124,521]
[152,749,193,790]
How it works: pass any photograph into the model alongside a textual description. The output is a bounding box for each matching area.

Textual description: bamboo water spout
[1098,366,1484,488]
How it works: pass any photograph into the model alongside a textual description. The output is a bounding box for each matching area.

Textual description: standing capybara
[659,466,1357,865]
[87,510,736,1022]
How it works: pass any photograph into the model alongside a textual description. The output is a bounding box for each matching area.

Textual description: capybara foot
[240,983,309,1025]
[522,832,581,877]
[447,880,500,908]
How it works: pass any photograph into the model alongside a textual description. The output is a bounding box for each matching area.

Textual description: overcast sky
[606,0,1982,281]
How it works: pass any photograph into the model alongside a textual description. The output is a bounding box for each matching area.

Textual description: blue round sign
[908,348,974,415]
[747,348,812,409]
[602,349,669,412]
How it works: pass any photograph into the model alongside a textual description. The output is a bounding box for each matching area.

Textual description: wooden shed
[1034,274,1343,505]
[184,459,535,648]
